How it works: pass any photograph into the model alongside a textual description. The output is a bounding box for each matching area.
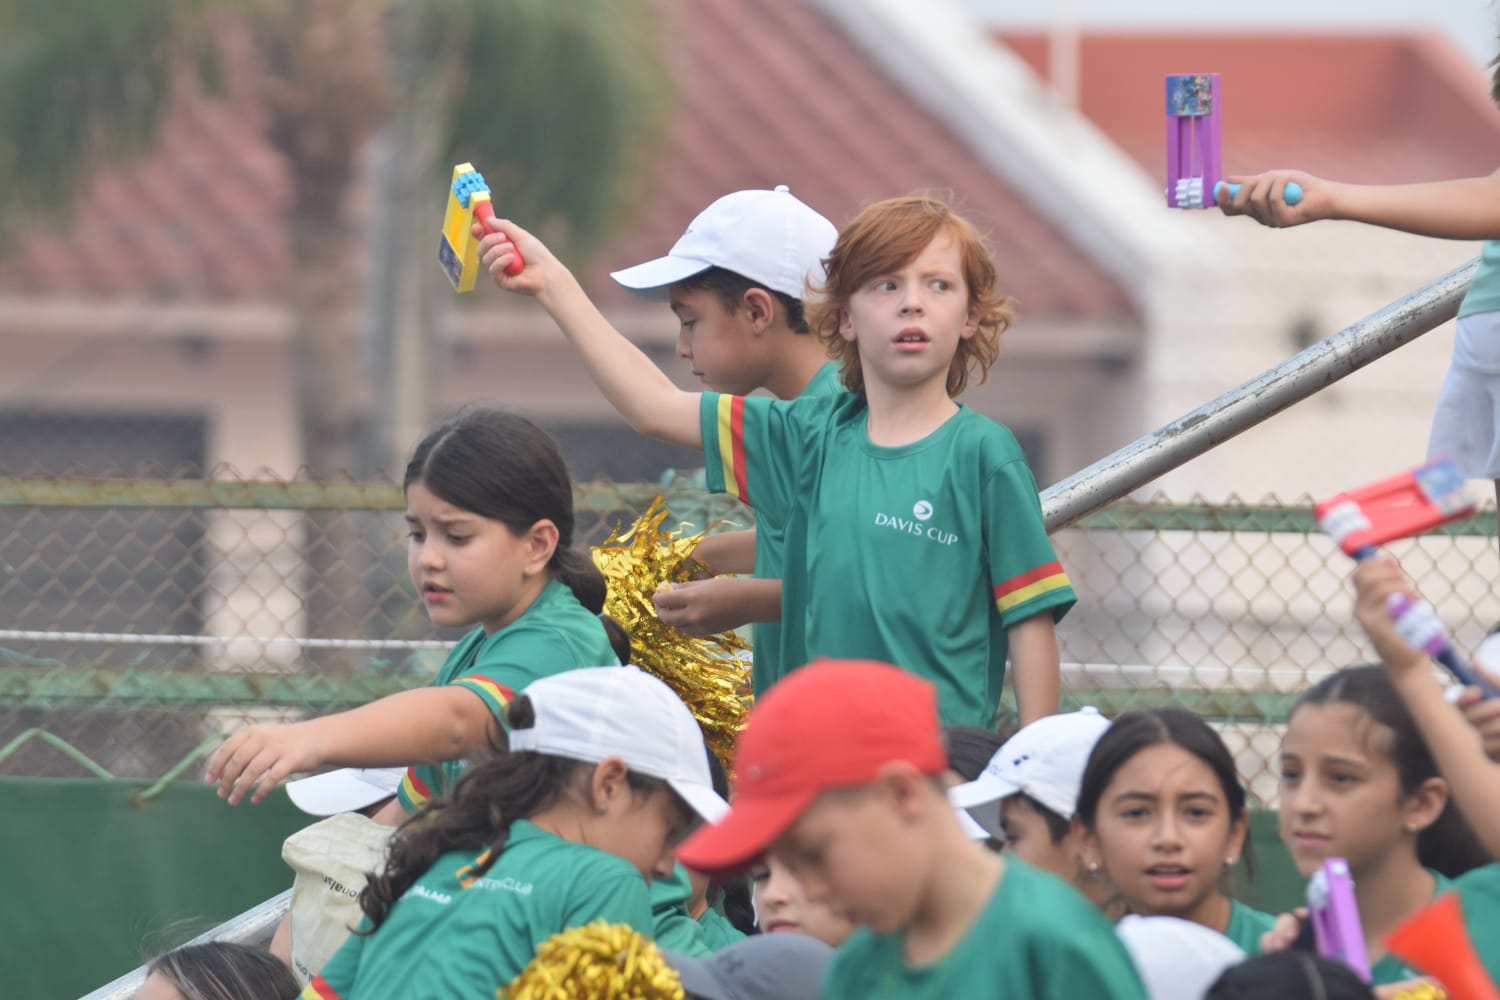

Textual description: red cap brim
[675,785,820,878]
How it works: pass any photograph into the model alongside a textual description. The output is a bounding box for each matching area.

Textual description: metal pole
[1042,258,1479,531]
[78,891,290,1000]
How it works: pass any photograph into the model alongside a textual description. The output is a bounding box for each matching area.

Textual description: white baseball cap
[1116,915,1245,1000]
[285,767,406,816]
[948,707,1110,838]
[508,666,729,824]
[610,186,837,302]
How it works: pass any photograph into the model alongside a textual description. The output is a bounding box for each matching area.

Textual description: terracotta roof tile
[1,1,1132,322]
[587,0,1131,321]
[997,31,1500,186]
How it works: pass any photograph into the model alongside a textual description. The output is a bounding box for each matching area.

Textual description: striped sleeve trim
[301,977,342,999]
[452,674,516,717]
[714,395,750,503]
[399,766,432,811]
[993,561,1071,613]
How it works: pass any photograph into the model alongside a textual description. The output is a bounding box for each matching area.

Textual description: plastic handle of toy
[1387,593,1500,700]
[1214,180,1304,206]
[472,201,524,276]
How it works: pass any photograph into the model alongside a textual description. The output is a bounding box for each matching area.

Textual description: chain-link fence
[1,475,1493,807]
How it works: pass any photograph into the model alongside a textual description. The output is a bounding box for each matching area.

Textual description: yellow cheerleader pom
[592,497,752,774]
[498,922,685,1000]
[1389,986,1446,1000]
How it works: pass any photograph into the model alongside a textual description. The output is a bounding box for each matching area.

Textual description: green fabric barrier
[1235,809,1305,916]
[0,778,306,1000]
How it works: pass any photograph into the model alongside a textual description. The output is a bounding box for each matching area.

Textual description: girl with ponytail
[1272,659,1490,984]
[307,667,728,998]
[209,407,625,812]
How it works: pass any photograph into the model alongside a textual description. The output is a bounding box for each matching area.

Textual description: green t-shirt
[1368,867,1453,985]
[1362,863,1500,987]
[398,579,618,811]
[748,360,843,695]
[700,391,1075,726]
[1222,898,1276,955]
[1457,240,1500,319]
[306,820,652,1000]
[697,906,747,952]
[822,859,1146,999]
[649,862,711,958]
[1453,862,1500,985]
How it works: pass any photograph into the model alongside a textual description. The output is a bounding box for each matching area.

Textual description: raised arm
[477,220,703,449]
[1352,557,1500,858]
[1217,167,1500,240]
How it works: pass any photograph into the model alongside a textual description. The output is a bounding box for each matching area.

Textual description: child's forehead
[847,226,967,283]
[1286,701,1391,759]
[1111,743,1220,791]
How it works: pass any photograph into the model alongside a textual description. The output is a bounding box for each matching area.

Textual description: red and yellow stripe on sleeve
[714,395,750,503]
[301,977,343,999]
[399,766,432,810]
[993,561,1070,614]
[454,675,516,717]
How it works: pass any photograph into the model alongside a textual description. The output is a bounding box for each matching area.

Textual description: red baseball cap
[676,658,946,876]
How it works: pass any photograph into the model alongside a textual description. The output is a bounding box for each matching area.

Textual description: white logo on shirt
[409,885,453,905]
[913,500,934,521]
[873,509,959,545]
[474,876,534,896]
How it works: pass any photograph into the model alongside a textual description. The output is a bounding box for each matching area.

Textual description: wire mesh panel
[0,476,1492,805]
[1053,498,1499,804]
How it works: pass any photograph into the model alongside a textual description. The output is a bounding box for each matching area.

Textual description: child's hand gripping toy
[439,163,523,293]
[1165,73,1302,209]
[1317,459,1500,698]
[1307,858,1371,981]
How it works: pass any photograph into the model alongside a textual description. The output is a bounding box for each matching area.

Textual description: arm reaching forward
[1218,167,1500,240]
[476,219,703,450]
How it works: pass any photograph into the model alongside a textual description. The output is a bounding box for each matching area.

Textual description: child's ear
[741,288,776,334]
[837,308,855,342]
[1403,775,1450,835]
[961,301,980,340]
[1077,821,1103,872]
[589,757,631,813]
[524,518,560,575]
[875,761,937,822]
[1226,811,1250,866]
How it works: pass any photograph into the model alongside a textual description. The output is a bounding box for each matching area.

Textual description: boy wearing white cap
[610,186,840,695]
[303,666,728,1000]
[950,707,1117,910]
[480,194,1074,727]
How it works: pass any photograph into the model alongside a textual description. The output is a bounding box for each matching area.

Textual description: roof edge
[805,0,1218,306]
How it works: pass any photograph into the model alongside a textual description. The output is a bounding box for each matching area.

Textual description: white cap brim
[672,777,731,825]
[949,772,1020,810]
[610,255,715,301]
[956,807,992,841]
[285,767,405,816]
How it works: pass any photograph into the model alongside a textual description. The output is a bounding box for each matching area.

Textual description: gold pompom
[1389,986,1447,1000]
[592,497,752,773]
[498,922,685,999]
